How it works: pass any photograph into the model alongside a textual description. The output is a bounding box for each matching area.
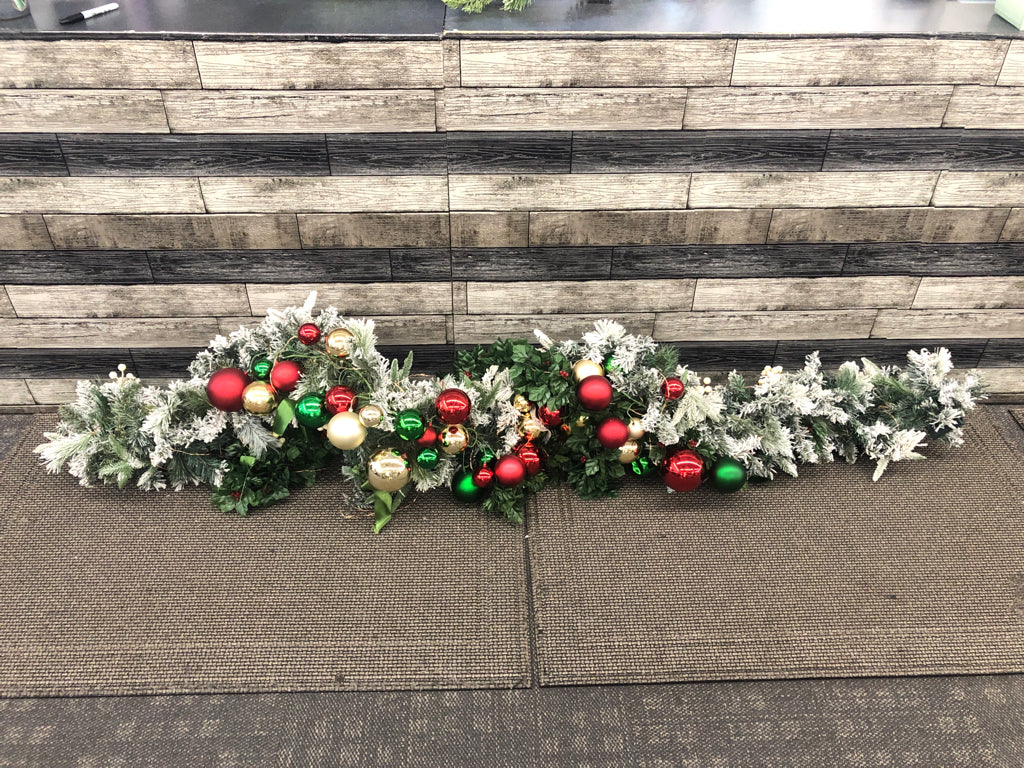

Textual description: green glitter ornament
[452,469,489,503]
[394,409,427,441]
[711,457,747,493]
[416,447,440,470]
[295,394,329,429]
[250,357,272,381]
[631,456,655,477]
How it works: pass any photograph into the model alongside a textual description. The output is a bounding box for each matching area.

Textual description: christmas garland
[443,0,533,13]
[37,293,983,532]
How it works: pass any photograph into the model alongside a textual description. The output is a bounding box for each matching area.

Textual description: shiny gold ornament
[618,440,641,464]
[325,412,367,450]
[575,414,589,428]
[627,417,646,440]
[439,424,469,455]
[358,404,384,428]
[366,449,411,493]
[324,328,355,358]
[517,416,544,440]
[513,394,531,413]
[572,358,604,382]
[241,381,276,414]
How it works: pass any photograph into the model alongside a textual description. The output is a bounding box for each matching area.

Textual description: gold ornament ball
[324,328,355,358]
[326,412,367,450]
[518,416,544,440]
[358,404,384,428]
[618,440,641,464]
[241,381,277,414]
[513,394,531,413]
[627,418,646,440]
[575,414,589,428]
[366,449,411,493]
[572,359,604,382]
[439,424,469,455]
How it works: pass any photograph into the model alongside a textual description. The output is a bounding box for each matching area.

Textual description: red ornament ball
[416,424,438,448]
[577,375,614,411]
[515,441,544,476]
[662,449,704,492]
[472,465,495,488]
[538,405,562,427]
[206,367,251,412]
[494,455,527,488]
[436,388,472,424]
[325,385,357,414]
[661,377,685,401]
[297,323,322,346]
[269,360,302,393]
[596,417,629,450]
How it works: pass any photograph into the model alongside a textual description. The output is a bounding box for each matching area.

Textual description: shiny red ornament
[538,405,562,427]
[325,385,357,415]
[596,417,629,450]
[577,375,613,411]
[297,322,322,346]
[436,388,472,424]
[472,465,495,488]
[269,360,302,393]
[515,441,544,476]
[416,424,438,448]
[661,377,685,401]
[206,367,251,412]
[493,455,527,487]
[662,449,704,492]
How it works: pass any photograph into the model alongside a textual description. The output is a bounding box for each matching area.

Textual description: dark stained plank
[844,243,1024,276]
[59,134,330,177]
[980,339,1024,367]
[612,244,848,279]
[826,129,1024,170]
[147,249,391,284]
[573,130,828,173]
[378,344,455,374]
[327,133,446,176]
[0,251,152,284]
[668,341,780,371]
[774,339,987,369]
[447,132,571,174]
[0,134,66,176]
[390,248,451,282]
[451,247,612,281]
[129,348,202,378]
[0,348,130,378]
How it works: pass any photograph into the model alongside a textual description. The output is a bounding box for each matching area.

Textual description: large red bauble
[493,455,527,487]
[325,385,357,414]
[206,367,250,412]
[661,377,685,401]
[436,388,472,424]
[662,449,704,492]
[538,405,562,427]
[472,465,495,488]
[416,424,438,448]
[596,417,629,450]
[577,375,613,411]
[297,322,322,346]
[515,441,544,475]
[269,360,302,393]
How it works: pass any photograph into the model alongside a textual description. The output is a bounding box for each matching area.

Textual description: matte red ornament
[416,424,438,448]
[576,375,613,411]
[662,449,704,492]
[297,322,322,346]
[493,455,527,487]
[472,465,495,488]
[661,377,685,401]
[269,360,302,393]
[538,405,562,427]
[325,385,357,415]
[436,388,472,424]
[206,367,251,412]
[596,417,629,450]
[515,441,544,476]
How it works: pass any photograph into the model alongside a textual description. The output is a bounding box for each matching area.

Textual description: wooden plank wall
[1,36,1023,404]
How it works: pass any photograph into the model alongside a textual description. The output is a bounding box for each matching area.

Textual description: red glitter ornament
[515,441,544,476]
[494,455,527,487]
[435,388,472,424]
[538,405,562,427]
[662,449,704,492]
[206,367,251,412]
[472,465,495,488]
[596,417,629,450]
[416,424,438,448]
[325,385,357,415]
[269,360,302,393]
[661,377,685,401]
[297,323,322,346]
[576,375,613,411]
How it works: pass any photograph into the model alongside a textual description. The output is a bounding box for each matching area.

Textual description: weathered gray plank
[913,277,1024,309]
[997,40,1024,86]
[297,213,449,248]
[0,319,221,348]
[0,379,33,406]
[0,90,169,133]
[872,310,1024,339]
[529,209,772,246]
[844,243,1024,276]
[0,134,66,176]
[688,171,938,208]
[200,177,448,213]
[162,90,437,133]
[931,172,1024,208]
[459,40,734,87]
[26,378,176,405]
[449,174,690,211]
[0,178,204,214]
[453,247,612,281]
[445,88,687,131]
[447,132,571,175]
[193,42,442,89]
[45,214,301,250]
[980,340,1024,367]
[692,276,920,311]
[614,244,848,279]
[0,287,13,318]
[5,284,250,319]
[0,215,52,250]
[943,87,1024,129]
[774,339,986,370]
[970,368,1024,393]
[0,40,201,89]
[246,282,452,316]
[0,251,152,284]
[443,39,461,88]
[147,249,390,284]
[654,310,878,342]
[453,314,655,345]
[999,208,1024,241]
[451,212,529,248]
[328,133,447,176]
[466,279,695,315]
[768,207,1009,243]
[684,87,953,130]
[732,39,1008,87]
[218,315,447,346]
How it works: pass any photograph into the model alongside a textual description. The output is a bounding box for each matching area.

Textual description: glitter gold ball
[358,404,384,428]
[627,418,646,440]
[241,381,276,414]
[324,328,354,358]
[572,359,604,383]
[366,449,411,493]
[618,440,641,464]
[325,412,367,450]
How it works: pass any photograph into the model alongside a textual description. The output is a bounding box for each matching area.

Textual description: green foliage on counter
[443,0,533,13]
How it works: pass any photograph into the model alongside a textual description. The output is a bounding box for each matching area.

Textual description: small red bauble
[206,367,251,412]
[493,455,527,487]
[269,360,302,393]
[472,465,495,488]
[538,405,562,427]
[661,377,685,401]
[325,385,357,415]
[436,388,472,424]
[515,441,545,475]
[662,449,704,492]
[596,417,629,450]
[577,375,614,411]
[416,424,438,448]
[297,323,322,346]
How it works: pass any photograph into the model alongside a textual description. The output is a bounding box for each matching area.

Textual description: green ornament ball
[394,408,427,441]
[603,354,620,373]
[631,456,655,477]
[250,357,272,381]
[452,469,489,504]
[711,457,747,493]
[416,447,440,471]
[295,394,329,429]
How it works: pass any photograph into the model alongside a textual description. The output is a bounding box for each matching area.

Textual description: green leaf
[239,455,256,468]
[273,398,296,436]
[373,490,394,533]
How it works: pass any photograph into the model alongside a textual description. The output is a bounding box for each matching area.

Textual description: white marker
[59,3,119,25]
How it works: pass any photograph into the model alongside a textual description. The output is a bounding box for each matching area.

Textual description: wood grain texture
[0,251,152,284]
[127,348,202,378]
[969,368,1024,393]
[297,213,449,248]
[218,315,447,346]
[0,349,133,378]
[24,377,174,403]
[0,90,169,133]
[0,177,204,214]
[459,39,734,87]
[931,172,1024,207]
[997,40,1024,86]
[0,288,13,317]
[980,339,1024,367]
[669,341,780,370]
[0,215,52,250]
[450,212,528,248]
[684,87,953,130]
[0,134,66,176]
[328,134,447,176]
[944,87,1024,129]
[774,339,987,369]
[453,314,655,345]
[688,171,938,208]
[45,214,301,250]
[443,39,461,88]
[147,249,391,284]
[654,310,878,342]
[390,249,452,282]
[913,277,1024,309]
[0,318,221,348]
[0,379,33,405]
[466,279,695,314]
[613,244,848,279]
[822,129,1024,170]
[246,282,452,316]
[872,310,1024,339]
[452,247,612,281]
[162,90,437,133]
[768,207,1009,243]
[6,284,250,319]
[199,177,448,213]
[845,243,1024,276]
[692,276,920,311]
[193,42,442,89]
[449,174,690,211]
[445,88,687,131]
[999,208,1024,241]
[732,39,1008,87]
[529,209,772,246]
[0,40,200,89]
[447,132,571,174]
